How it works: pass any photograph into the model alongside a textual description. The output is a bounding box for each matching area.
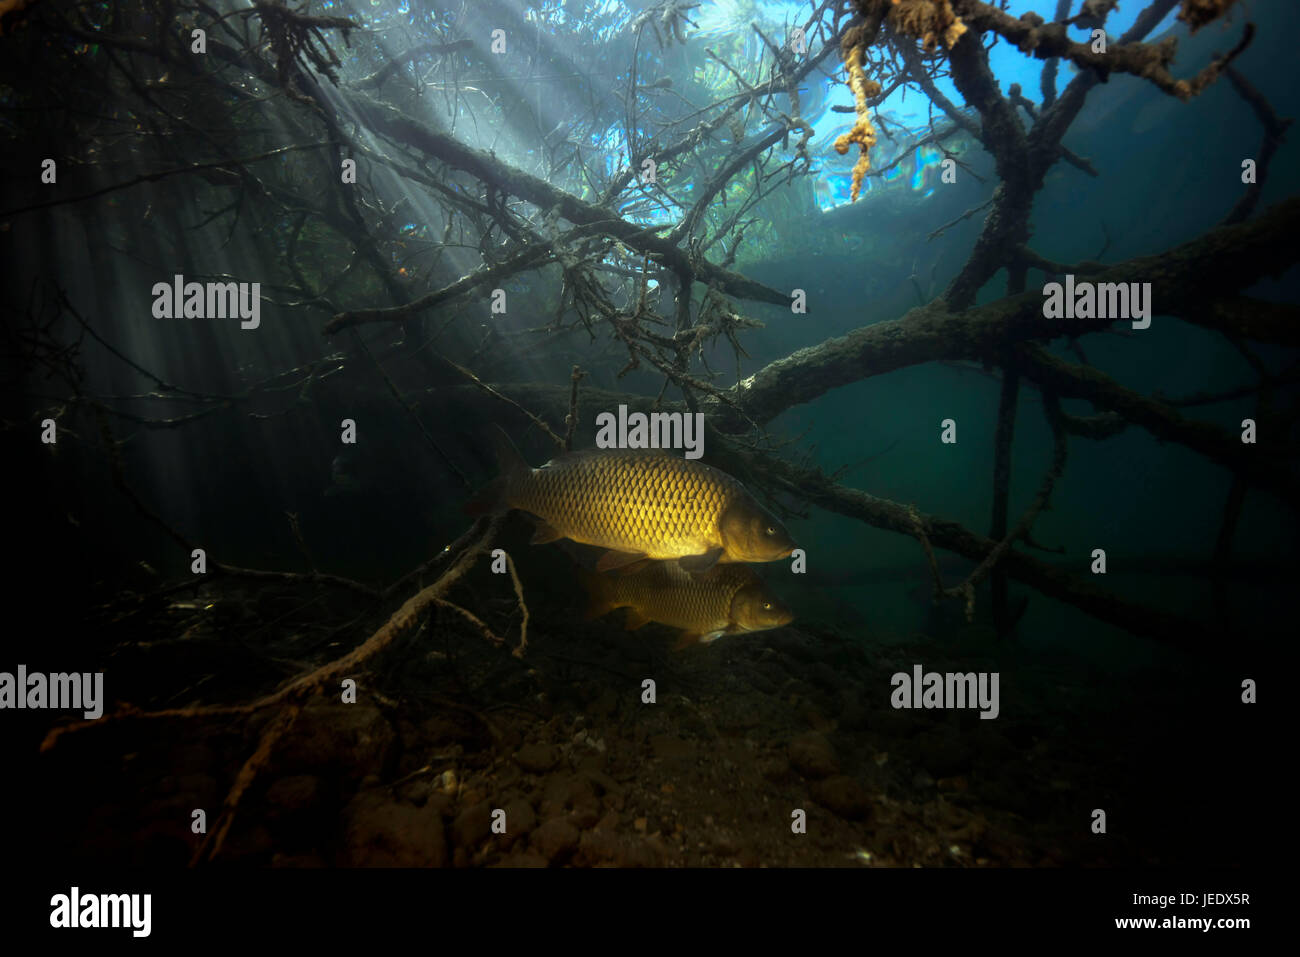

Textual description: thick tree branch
[717,196,1300,427]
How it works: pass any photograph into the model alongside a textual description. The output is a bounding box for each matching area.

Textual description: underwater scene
[0,0,1288,917]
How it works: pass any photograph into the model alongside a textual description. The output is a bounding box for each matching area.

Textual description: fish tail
[463,426,530,515]
[577,566,617,620]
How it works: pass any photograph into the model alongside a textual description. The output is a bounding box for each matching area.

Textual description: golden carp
[467,430,797,572]
[581,561,794,647]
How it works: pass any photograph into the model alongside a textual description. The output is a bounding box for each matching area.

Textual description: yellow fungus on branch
[887,0,968,53]
[833,43,881,203]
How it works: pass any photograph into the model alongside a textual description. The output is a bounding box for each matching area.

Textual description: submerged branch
[343,92,790,307]
[42,515,504,759]
[716,196,1300,447]
[957,0,1252,102]
[730,442,1218,647]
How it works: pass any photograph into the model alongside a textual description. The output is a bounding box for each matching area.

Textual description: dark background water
[0,0,1290,874]
[743,9,1300,667]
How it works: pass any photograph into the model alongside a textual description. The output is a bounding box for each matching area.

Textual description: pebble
[341,791,447,867]
[577,827,622,865]
[274,705,394,782]
[503,798,537,842]
[437,769,458,795]
[758,754,790,782]
[529,818,579,863]
[573,730,607,752]
[265,775,320,813]
[811,775,870,820]
[514,743,560,773]
[579,767,622,797]
[787,732,839,779]
[452,800,493,848]
[570,802,601,829]
[595,811,619,831]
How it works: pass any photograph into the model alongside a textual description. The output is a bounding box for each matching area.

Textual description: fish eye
[765,525,775,536]
[762,601,771,610]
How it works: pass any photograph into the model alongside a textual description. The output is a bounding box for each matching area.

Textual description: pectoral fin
[677,547,723,574]
[673,631,702,650]
[624,608,652,630]
[577,568,615,620]
[596,549,650,572]
[530,521,563,545]
[672,629,725,650]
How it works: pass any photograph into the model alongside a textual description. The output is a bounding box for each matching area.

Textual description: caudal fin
[463,425,531,515]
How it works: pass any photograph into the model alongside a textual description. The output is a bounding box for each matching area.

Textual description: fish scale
[580,559,794,646]
[468,432,796,568]
[611,563,749,633]
[513,452,735,559]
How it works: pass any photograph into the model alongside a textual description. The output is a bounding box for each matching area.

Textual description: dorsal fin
[464,426,533,515]
[488,425,532,478]
[624,608,652,631]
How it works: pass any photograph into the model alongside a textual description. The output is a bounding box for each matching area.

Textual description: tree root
[41,515,506,865]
